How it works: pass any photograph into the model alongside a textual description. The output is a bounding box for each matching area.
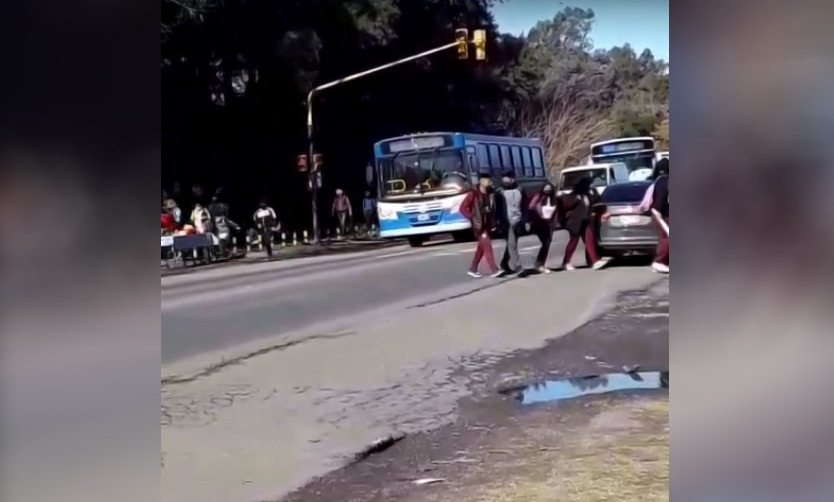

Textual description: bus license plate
[417,213,430,222]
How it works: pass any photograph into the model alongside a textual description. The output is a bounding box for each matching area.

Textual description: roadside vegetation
[162,1,668,226]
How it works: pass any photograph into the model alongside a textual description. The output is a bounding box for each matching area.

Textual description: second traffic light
[455,28,468,59]
[472,29,486,61]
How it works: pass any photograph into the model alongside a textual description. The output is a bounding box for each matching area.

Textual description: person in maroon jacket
[460,173,502,278]
[331,188,352,237]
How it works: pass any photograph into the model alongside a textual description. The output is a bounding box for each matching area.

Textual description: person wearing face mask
[496,170,529,276]
[528,181,558,273]
[558,176,604,270]
[460,172,501,278]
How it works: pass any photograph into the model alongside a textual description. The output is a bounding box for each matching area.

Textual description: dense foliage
[162,0,668,228]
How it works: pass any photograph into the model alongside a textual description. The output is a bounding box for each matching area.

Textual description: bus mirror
[365,163,374,186]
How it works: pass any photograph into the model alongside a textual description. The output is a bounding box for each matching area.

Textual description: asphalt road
[161,232,631,366]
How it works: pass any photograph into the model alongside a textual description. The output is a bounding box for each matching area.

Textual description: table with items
[161,233,220,267]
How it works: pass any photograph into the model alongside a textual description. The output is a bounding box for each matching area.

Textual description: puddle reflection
[509,371,668,405]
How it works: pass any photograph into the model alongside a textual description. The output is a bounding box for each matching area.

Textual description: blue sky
[490,0,669,62]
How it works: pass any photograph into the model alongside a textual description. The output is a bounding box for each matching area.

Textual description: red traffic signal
[296,154,309,172]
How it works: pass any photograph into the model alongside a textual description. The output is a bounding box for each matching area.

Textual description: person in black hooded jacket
[557,177,604,270]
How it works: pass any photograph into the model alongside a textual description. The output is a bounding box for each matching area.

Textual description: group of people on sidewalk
[459,158,670,278]
[331,189,378,237]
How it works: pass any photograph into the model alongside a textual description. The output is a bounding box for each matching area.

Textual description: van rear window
[559,169,607,191]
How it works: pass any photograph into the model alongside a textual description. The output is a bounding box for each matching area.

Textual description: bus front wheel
[407,236,427,248]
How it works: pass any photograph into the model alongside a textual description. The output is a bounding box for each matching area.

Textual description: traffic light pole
[305,41,460,244]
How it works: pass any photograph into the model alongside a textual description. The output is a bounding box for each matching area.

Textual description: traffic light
[455,28,468,60]
[312,153,324,171]
[473,29,486,61]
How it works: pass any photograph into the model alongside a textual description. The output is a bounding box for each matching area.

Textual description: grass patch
[418,398,668,502]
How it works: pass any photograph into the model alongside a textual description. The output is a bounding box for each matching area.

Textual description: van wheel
[407,236,426,247]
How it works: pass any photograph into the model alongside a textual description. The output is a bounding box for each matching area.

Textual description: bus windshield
[593,151,654,173]
[377,149,468,197]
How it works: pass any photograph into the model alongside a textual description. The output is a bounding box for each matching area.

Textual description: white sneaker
[564,264,576,271]
[538,266,551,274]
[490,270,505,278]
[651,262,669,274]
[592,259,609,270]
[467,270,483,278]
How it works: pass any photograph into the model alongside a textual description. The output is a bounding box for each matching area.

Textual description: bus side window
[521,147,533,177]
[476,144,489,173]
[532,147,545,177]
[511,146,522,174]
[488,144,502,175]
[499,145,513,175]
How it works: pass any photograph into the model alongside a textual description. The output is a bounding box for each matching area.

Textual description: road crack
[162,331,356,386]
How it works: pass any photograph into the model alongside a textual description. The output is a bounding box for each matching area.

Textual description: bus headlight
[377,205,397,220]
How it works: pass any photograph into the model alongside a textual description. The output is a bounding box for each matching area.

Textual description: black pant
[336,211,350,235]
[535,226,553,268]
[260,230,273,257]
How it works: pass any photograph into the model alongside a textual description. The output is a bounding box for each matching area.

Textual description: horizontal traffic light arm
[307,40,460,127]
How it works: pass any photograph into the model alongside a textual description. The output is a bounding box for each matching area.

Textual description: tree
[519,80,615,172]
[161,1,669,229]
[653,116,669,150]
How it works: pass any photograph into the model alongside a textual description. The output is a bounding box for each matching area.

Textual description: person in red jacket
[460,173,502,278]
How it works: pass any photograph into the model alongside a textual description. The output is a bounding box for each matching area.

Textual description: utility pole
[304,29,487,244]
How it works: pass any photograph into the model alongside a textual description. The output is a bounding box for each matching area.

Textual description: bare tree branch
[518,79,616,175]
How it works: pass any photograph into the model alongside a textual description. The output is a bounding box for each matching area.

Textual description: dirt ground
[281,280,669,502]
[404,396,669,502]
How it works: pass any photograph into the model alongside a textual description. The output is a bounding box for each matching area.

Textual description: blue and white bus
[373,132,548,247]
[588,137,658,181]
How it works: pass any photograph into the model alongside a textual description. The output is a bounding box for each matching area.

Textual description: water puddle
[507,371,668,405]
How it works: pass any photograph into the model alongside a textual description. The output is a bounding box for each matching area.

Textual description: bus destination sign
[593,139,654,156]
[385,136,448,154]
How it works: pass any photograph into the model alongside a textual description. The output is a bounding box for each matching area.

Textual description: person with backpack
[209,191,240,257]
[190,203,212,235]
[460,172,502,278]
[495,170,529,276]
[528,181,558,273]
[638,158,670,273]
